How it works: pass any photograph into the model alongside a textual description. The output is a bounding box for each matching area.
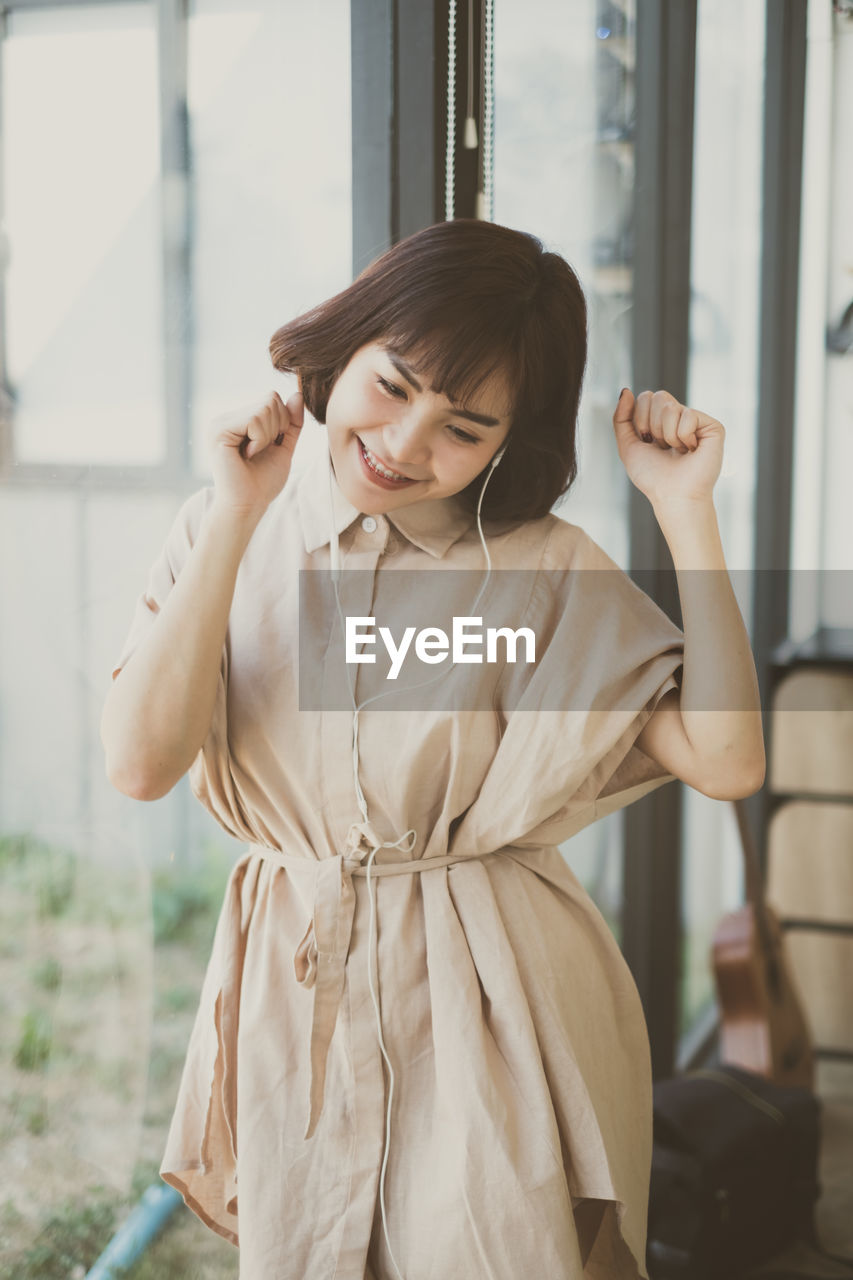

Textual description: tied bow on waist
[252,823,492,1139]
[250,827,502,1139]
[291,820,414,1139]
[265,818,483,1142]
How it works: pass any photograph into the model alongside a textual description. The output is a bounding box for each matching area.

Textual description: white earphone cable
[325,445,502,1280]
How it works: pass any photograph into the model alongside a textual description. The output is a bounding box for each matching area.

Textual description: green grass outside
[0,831,237,1279]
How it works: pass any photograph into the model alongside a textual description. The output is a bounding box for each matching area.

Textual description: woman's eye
[377,376,406,398]
[376,376,479,444]
[449,425,481,445]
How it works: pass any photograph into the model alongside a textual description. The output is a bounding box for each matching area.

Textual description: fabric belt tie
[252,823,489,1140]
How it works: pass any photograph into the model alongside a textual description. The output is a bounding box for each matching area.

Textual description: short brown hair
[269,220,587,524]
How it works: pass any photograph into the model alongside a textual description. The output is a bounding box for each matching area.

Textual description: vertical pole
[749,0,808,860]
[352,0,467,280]
[622,0,697,1081]
[352,0,395,274]
[397,0,443,234]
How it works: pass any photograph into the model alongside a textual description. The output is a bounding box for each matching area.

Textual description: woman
[101,219,764,1279]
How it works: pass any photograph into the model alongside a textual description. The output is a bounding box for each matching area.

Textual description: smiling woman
[101,218,764,1280]
[321,340,511,514]
[269,218,588,524]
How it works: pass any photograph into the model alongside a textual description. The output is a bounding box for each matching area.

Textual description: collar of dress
[296,438,476,560]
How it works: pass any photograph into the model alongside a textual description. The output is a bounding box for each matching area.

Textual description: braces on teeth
[361,440,411,482]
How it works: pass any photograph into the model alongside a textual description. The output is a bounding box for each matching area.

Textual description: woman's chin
[331,465,394,515]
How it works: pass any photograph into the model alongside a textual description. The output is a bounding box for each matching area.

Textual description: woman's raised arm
[101,389,303,800]
[612,386,765,800]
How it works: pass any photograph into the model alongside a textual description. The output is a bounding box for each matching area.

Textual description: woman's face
[324,340,512,515]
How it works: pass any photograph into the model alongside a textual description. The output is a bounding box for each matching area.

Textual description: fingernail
[618,387,629,402]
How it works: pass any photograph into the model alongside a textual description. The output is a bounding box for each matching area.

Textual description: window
[0,3,351,1265]
[2,4,164,467]
[187,0,352,477]
[494,0,637,931]
[679,0,765,1034]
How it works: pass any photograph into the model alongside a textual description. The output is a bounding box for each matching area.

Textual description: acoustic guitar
[711,798,814,1090]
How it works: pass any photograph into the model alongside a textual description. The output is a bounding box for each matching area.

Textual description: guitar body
[712,901,815,1090]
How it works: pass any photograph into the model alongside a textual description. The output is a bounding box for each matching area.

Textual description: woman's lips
[357,438,420,489]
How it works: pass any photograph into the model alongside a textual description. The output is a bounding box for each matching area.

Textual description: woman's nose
[381,411,433,465]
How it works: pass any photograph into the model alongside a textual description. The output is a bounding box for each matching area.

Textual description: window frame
[0,0,193,489]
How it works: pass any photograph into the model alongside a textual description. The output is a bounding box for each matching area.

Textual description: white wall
[0,486,240,869]
[791,4,853,636]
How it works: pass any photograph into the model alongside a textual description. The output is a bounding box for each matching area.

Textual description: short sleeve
[448,520,685,856]
[110,487,249,831]
[111,487,216,681]
[551,523,685,814]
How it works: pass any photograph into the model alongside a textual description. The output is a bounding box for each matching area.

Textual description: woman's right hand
[209,389,304,519]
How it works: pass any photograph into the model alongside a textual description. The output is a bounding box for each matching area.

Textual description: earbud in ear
[490,445,507,469]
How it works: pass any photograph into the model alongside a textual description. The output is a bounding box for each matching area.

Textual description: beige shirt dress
[112,440,685,1279]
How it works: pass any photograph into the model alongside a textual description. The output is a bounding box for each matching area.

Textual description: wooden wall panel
[767,802,853,922]
[770,671,853,794]
[782,932,853,1052]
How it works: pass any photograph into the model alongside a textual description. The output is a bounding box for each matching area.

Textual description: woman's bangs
[383,314,521,419]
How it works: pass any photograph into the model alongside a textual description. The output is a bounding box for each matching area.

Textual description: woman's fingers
[276,391,304,448]
[242,413,263,459]
[243,394,278,459]
[660,400,687,452]
[646,391,675,450]
[677,406,700,451]
[239,391,303,459]
[208,389,306,517]
[286,389,304,424]
[632,389,652,441]
[613,385,725,504]
[629,390,697,452]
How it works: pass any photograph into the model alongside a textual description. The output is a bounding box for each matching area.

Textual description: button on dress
[111,435,685,1279]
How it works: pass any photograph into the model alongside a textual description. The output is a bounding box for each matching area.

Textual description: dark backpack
[646,1065,822,1279]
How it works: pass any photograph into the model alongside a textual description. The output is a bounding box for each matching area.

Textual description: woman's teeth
[360,440,413,483]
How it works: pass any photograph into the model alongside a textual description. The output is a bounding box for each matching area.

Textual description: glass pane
[3,4,164,466]
[679,0,765,1037]
[494,0,636,919]
[495,0,634,563]
[0,4,351,1270]
[187,0,352,477]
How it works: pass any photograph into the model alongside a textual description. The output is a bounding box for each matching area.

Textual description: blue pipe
[84,1183,183,1279]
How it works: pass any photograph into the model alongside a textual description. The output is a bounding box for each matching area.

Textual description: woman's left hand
[612,387,725,508]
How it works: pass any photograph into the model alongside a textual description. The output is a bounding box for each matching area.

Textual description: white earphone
[323,435,506,1280]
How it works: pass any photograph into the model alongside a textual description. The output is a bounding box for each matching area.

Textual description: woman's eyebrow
[385,351,502,427]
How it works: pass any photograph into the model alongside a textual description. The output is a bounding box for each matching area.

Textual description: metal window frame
[748,0,808,860]
[351,0,481,278]
[621,0,697,1082]
[351,0,395,274]
[622,0,809,1078]
[0,0,193,488]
